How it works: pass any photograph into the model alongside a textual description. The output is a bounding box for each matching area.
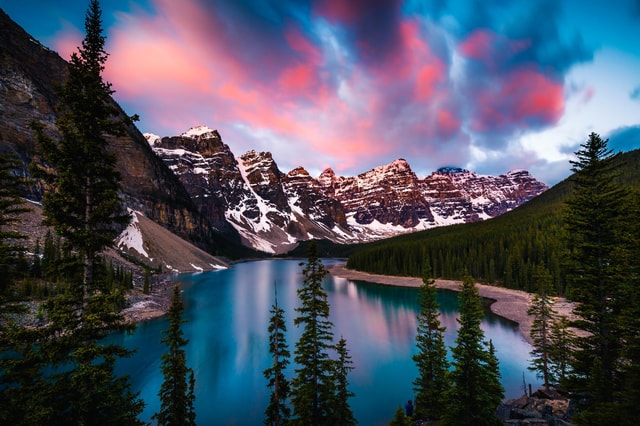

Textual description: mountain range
[0,8,547,265]
[145,126,547,253]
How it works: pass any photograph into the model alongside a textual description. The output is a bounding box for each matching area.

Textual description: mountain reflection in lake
[109,259,539,426]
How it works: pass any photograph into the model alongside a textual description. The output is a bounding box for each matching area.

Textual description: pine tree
[1,2,144,423]
[563,132,627,410]
[333,336,356,425]
[443,273,503,426]
[412,262,449,421]
[154,285,196,426]
[264,284,291,426]
[616,190,640,423]
[31,0,131,298]
[290,240,336,425]
[389,406,410,426]
[527,262,555,390]
[547,315,575,386]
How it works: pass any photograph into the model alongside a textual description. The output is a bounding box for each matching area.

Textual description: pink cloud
[470,68,564,132]
[459,29,531,69]
[459,30,494,60]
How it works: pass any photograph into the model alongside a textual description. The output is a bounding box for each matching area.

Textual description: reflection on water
[109,259,539,426]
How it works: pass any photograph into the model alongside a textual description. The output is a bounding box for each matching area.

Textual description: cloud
[48,0,600,184]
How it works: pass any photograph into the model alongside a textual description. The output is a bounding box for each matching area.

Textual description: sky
[2,0,640,185]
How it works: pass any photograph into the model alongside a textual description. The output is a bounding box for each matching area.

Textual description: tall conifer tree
[31,0,130,296]
[264,284,291,426]
[444,274,503,426]
[154,285,196,426]
[528,262,555,390]
[333,336,356,425]
[5,1,144,423]
[291,241,336,424]
[563,132,627,414]
[412,263,449,421]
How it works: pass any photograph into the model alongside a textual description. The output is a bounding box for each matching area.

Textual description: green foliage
[527,262,556,389]
[334,336,357,426]
[412,262,450,420]
[563,133,628,409]
[154,285,196,426]
[388,406,410,426]
[31,0,130,292]
[1,2,144,423]
[290,241,337,424]
[346,149,640,294]
[443,274,503,426]
[264,287,291,426]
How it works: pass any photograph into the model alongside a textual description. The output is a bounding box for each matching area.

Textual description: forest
[346,148,640,295]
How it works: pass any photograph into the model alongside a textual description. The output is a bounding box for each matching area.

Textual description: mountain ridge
[144,126,548,253]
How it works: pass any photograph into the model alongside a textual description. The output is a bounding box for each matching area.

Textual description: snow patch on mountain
[116,210,149,257]
[181,125,216,138]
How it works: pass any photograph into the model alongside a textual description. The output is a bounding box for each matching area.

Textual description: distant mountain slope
[345,149,640,294]
[146,127,548,253]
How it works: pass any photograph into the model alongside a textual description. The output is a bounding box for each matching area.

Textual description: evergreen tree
[154,285,196,426]
[616,190,640,423]
[1,2,144,423]
[290,240,336,425]
[547,315,575,386]
[563,132,627,410]
[527,262,555,390]
[443,274,503,426]
[484,339,504,413]
[264,284,291,426]
[389,406,410,426]
[412,262,449,420]
[334,336,356,425]
[31,0,131,297]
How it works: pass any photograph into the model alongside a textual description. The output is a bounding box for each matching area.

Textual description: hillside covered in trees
[346,148,640,295]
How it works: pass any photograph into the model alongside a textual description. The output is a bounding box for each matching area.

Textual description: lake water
[109,259,539,425]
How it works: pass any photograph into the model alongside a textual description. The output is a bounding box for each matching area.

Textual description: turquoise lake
[109,259,539,425]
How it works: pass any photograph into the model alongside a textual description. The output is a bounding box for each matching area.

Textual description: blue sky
[2,0,639,185]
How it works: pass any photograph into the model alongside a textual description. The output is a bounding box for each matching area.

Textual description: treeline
[347,148,640,295]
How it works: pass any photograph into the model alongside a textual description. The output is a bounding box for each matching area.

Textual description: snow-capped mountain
[144,127,548,253]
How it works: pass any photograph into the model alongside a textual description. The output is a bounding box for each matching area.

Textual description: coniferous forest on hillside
[345,148,640,296]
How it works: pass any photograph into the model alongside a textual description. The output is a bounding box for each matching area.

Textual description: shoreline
[122,260,577,346]
[327,263,576,346]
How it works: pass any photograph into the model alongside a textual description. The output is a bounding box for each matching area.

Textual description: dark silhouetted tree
[412,263,449,421]
[564,132,627,415]
[333,336,356,425]
[154,285,196,426]
[528,262,555,390]
[444,274,503,426]
[290,240,336,424]
[264,284,291,426]
[2,2,144,424]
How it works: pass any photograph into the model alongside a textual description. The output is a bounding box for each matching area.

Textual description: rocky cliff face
[146,128,354,253]
[0,9,225,253]
[146,128,548,253]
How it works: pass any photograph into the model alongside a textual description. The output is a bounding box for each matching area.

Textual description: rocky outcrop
[498,389,577,425]
[319,158,435,228]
